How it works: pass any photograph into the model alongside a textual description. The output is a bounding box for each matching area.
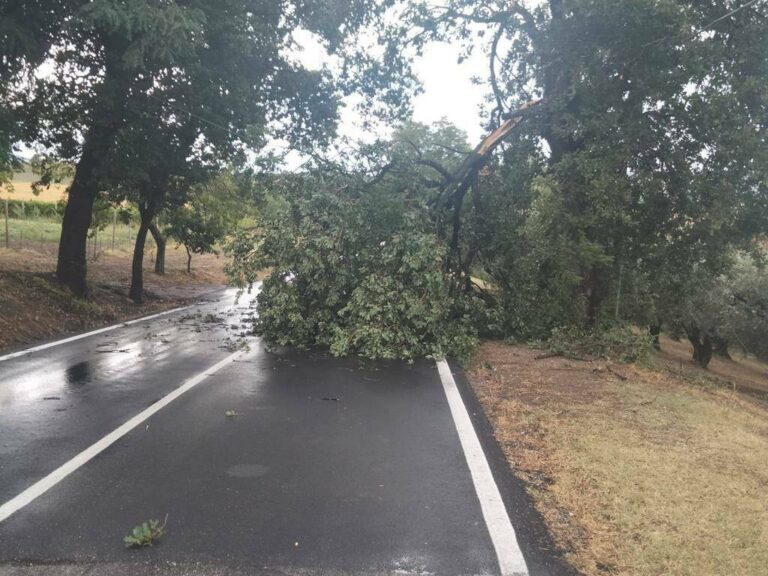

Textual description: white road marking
[0,304,195,363]
[0,349,247,524]
[436,359,529,576]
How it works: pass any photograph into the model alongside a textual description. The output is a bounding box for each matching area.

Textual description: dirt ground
[468,342,768,576]
[657,334,768,394]
[0,241,229,352]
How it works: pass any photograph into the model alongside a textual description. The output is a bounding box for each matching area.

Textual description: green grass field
[1,217,154,252]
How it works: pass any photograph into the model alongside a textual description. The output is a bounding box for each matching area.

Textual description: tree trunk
[185,245,192,274]
[712,335,732,360]
[129,206,155,304]
[686,325,713,369]
[55,44,128,297]
[56,171,97,297]
[149,222,166,275]
[649,323,661,350]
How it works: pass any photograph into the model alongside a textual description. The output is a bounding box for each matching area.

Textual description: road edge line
[0,349,246,524]
[436,359,529,576]
[0,304,195,363]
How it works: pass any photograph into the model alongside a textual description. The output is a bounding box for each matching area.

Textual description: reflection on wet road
[0,288,258,501]
[0,285,524,576]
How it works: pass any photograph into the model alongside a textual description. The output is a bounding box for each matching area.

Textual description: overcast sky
[277,32,489,167]
[19,34,490,167]
[409,43,487,143]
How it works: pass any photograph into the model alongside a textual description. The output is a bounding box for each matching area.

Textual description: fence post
[4,198,8,249]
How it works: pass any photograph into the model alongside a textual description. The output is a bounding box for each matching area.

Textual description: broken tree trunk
[437,99,541,279]
[440,100,542,212]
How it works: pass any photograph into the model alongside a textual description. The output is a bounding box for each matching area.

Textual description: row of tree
[81,169,244,280]
[3,1,766,365]
[1,0,413,301]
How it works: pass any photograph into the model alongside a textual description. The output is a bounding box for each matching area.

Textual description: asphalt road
[0,289,562,576]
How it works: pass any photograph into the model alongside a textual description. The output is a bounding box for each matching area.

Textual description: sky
[277,32,489,167]
[18,32,490,167]
[409,42,488,144]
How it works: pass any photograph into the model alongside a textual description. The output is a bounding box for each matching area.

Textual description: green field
[1,217,154,252]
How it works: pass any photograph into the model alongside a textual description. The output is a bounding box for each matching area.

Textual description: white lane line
[0,349,246,524]
[436,359,529,576]
[0,304,195,363]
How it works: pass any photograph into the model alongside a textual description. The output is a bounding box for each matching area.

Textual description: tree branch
[436,99,542,274]
[489,22,507,120]
[416,158,454,183]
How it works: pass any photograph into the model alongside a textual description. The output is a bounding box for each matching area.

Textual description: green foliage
[2,199,64,220]
[4,0,765,363]
[0,1,73,180]
[328,231,480,360]
[4,0,417,293]
[724,253,768,361]
[227,150,480,360]
[89,196,117,234]
[123,517,167,548]
[165,171,243,270]
[166,204,225,260]
[545,325,653,364]
[667,250,768,362]
[27,155,74,196]
[117,204,138,226]
[406,0,768,340]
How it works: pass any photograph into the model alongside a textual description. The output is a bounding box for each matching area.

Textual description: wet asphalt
[0,289,514,576]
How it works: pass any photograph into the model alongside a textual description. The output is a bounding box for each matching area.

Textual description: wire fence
[2,199,153,261]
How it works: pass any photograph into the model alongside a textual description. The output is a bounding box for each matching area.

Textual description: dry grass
[658,335,768,394]
[468,342,768,576]
[1,171,70,202]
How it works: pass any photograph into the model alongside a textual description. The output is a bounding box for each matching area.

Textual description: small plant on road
[124,515,167,548]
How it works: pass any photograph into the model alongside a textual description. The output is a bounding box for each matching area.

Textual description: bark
[649,323,661,351]
[56,155,98,297]
[686,325,713,369]
[447,182,469,278]
[712,335,732,360]
[149,222,166,275]
[185,245,192,274]
[55,37,129,297]
[577,267,607,328]
[438,100,541,278]
[129,205,156,304]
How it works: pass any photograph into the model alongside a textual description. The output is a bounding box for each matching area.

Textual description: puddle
[65,361,95,387]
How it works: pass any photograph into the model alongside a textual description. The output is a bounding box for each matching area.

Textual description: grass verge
[468,342,768,576]
[0,243,227,352]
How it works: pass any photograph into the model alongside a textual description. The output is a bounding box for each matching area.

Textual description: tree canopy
[2,0,766,365]
[2,0,417,296]
[228,0,768,363]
